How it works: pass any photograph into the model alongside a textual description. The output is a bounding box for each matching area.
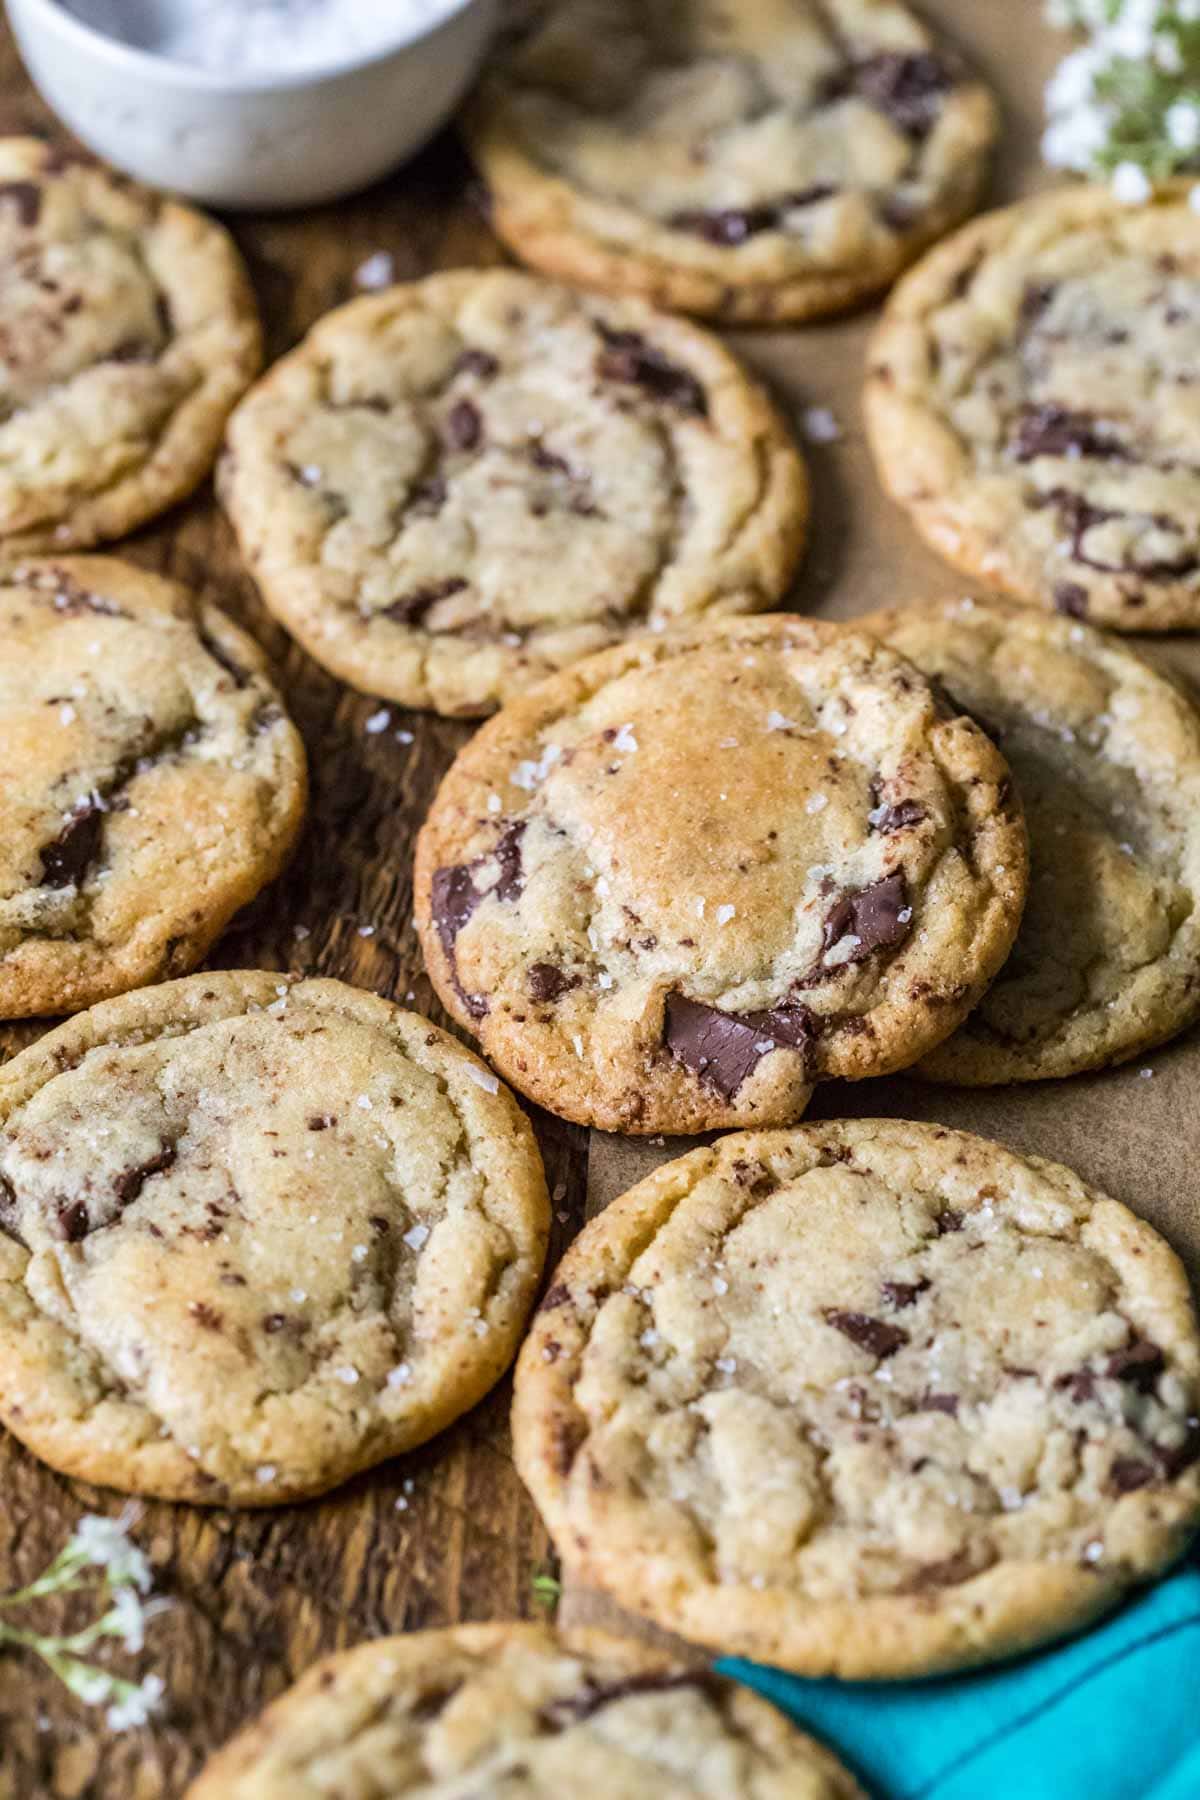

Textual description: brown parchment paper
[566,0,1200,1636]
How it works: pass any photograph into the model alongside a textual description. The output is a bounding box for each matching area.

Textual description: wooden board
[2,5,1199,1795]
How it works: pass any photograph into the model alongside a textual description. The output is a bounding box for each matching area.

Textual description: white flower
[70,1508,151,1593]
[106,1674,166,1733]
[1112,161,1153,204]
[65,1665,115,1705]
[109,1587,149,1653]
[1166,98,1200,151]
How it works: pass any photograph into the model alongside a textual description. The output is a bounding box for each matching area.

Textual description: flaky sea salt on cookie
[0,973,549,1505]
[0,137,259,554]
[186,1622,865,1799]
[220,268,807,717]
[513,1121,1200,1678]
[0,556,306,1019]
[414,616,1027,1134]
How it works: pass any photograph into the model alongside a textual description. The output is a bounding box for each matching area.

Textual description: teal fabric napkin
[720,1558,1200,1799]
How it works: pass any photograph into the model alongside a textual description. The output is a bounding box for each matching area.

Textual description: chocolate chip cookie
[0,973,549,1504]
[866,185,1200,631]
[463,0,998,324]
[514,1121,1200,1678]
[414,616,1027,1133]
[0,138,260,554]
[0,557,306,1019]
[186,1622,864,1798]
[220,269,808,718]
[867,597,1200,1083]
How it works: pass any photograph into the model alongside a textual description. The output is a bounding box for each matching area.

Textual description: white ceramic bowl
[7,0,498,210]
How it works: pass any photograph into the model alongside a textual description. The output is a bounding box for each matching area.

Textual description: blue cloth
[720,1560,1200,1799]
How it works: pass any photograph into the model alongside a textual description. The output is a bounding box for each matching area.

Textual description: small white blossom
[71,1508,151,1593]
[1112,161,1153,204]
[106,1674,166,1733]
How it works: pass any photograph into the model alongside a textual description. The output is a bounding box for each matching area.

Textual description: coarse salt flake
[365,709,391,734]
[464,1062,500,1094]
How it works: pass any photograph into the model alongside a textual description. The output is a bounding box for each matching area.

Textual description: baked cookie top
[464,0,998,323]
[0,973,549,1504]
[0,557,306,1019]
[414,616,1027,1133]
[868,597,1200,1083]
[0,138,260,554]
[220,269,807,717]
[186,1622,864,1798]
[865,186,1200,632]
[514,1121,1200,1679]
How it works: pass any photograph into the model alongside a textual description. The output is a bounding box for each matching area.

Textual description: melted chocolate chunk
[823,1309,909,1359]
[1054,581,1089,618]
[823,872,911,962]
[1056,1368,1097,1404]
[1011,404,1129,463]
[881,1276,930,1309]
[113,1145,177,1207]
[1037,488,1200,580]
[851,52,955,137]
[1019,281,1057,331]
[1157,1423,1200,1479]
[308,1113,335,1130]
[668,186,836,245]
[871,799,926,834]
[444,398,483,451]
[539,1671,712,1732]
[934,1208,964,1235]
[197,627,250,689]
[1110,1456,1156,1493]
[916,1391,960,1416]
[527,962,580,1004]
[596,326,708,418]
[263,1313,287,1333]
[0,180,41,226]
[906,1545,992,1590]
[430,822,527,1018]
[538,1282,572,1313]
[1105,1337,1165,1392]
[56,1199,90,1243]
[40,802,103,890]
[189,1301,223,1331]
[663,993,816,1098]
[453,349,499,380]
[380,576,468,627]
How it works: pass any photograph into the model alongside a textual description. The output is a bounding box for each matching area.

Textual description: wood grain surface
[2,5,1199,1796]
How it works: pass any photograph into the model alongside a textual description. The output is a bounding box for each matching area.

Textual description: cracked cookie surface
[0,973,550,1505]
[187,1622,863,1799]
[865,186,1200,631]
[0,137,260,554]
[414,616,1027,1133]
[463,0,997,323]
[0,557,307,1018]
[220,268,808,717]
[513,1121,1200,1678]
[867,597,1200,1083]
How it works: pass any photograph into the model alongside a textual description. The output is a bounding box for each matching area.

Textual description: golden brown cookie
[0,974,549,1504]
[0,557,306,1019]
[186,1623,864,1798]
[0,138,260,554]
[865,185,1200,630]
[220,269,807,717]
[464,0,998,324]
[514,1121,1200,1678]
[867,596,1200,1082]
[414,616,1027,1133]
